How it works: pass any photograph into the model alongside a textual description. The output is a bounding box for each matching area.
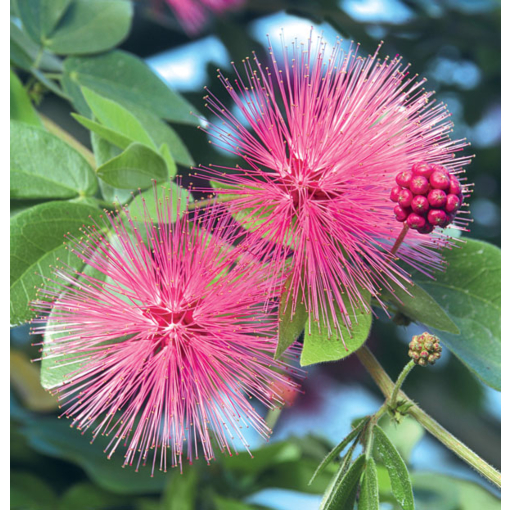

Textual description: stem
[187,195,236,210]
[388,360,415,410]
[356,345,501,488]
[365,404,387,458]
[391,223,409,255]
[40,114,96,169]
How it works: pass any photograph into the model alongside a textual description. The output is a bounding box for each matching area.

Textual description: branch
[356,345,501,488]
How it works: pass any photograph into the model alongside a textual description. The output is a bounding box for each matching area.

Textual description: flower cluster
[408,332,442,366]
[32,193,301,472]
[198,31,471,338]
[391,162,466,234]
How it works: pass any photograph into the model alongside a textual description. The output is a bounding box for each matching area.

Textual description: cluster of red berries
[390,162,463,234]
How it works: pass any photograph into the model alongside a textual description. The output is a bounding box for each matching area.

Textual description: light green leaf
[374,425,414,510]
[127,181,190,222]
[358,457,379,510]
[15,0,71,41]
[90,132,132,204]
[162,468,198,510]
[309,417,369,485]
[62,50,198,124]
[10,201,103,326]
[72,113,133,150]
[212,496,260,510]
[379,276,459,334]
[42,0,133,55]
[276,274,307,359]
[159,143,177,178]
[96,142,168,189]
[10,70,42,126]
[320,454,365,510]
[378,415,424,464]
[300,289,373,366]
[10,120,97,199]
[81,87,155,148]
[411,239,501,390]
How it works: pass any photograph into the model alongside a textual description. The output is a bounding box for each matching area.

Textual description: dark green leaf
[358,457,379,510]
[62,50,198,124]
[309,417,369,485]
[276,274,307,359]
[10,70,42,126]
[320,454,365,510]
[60,483,132,510]
[15,0,71,41]
[20,417,168,494]
[127,181,190,222]
[374,425,414,510]
[96,142,168,189]
[162,467,198,510]
[10,120,98,199]
[11,471,57,510]
[42,0,133,55]
[10,201,103,326]
[379,276,459,334]
[10,20,62,72]
[300,288,373,366]
[411,239,501,390]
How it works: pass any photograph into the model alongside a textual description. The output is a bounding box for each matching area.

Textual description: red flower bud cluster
[390,162,463,234]
[408,332,442,366]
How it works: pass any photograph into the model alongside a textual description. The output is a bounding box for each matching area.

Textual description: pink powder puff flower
[197,31,472,338]
[164,0,244,35]
[31,191,301,473]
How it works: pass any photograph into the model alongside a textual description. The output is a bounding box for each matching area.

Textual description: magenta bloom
[199,33,471,337]
[32,193,301,472]
[164,0,244,35]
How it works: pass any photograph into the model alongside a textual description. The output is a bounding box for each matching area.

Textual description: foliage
[10,0,500,509]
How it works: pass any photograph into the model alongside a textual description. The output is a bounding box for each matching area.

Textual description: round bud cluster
[408,332,442,366]
[390,162,463,234]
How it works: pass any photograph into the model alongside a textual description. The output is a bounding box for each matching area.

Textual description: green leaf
[309,417,369,485]
[10,70,42,126]
[41,0,133,55]
[128,181,190,222]
[276,274,308,359]
[358,457,379,510]
[159,143,177,179]
[300,288,373,366]
[379,276,459,334]
[10,201,103,326]
[373,425,414,510]
[81,87,156,148]
[320,454,365,510]
[411,239,501,390]
[162,467,198,510]
[73,113,134,150]
[60,483,132,510]
[223,441,301,475]
[378,415,424,463]
[20,417,168,494]
[11,471,58,510]
[90,132,132,205]
[212,496,261,510]
[10,120,98,199]
[96,142,168,189]
[15,0,71,41]
[62,50,198,124]
[10,20,62,72]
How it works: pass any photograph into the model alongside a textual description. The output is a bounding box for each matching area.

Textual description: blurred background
[11,0,501,509]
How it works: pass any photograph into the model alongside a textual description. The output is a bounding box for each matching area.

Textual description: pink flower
[32,191,301,473]
[164,0,244,35]
[198,32,471,338]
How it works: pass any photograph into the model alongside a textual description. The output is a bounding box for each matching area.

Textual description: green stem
[356,345,501,488]
[40,114,96,169]
[365,404,387,458]
[187,195,236,210]
[388,360,415,410]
